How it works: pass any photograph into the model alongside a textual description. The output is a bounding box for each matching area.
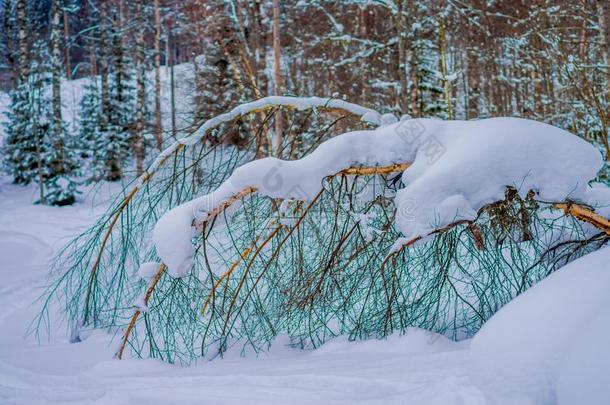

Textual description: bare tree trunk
[595,1,609,160]
[598,0,609,75]
[51,0,65,170]
[272,0,283,157]
[438,18,453,119]
[89,40,97,76]
[100,3,120,180]
[396,0,409,114]
[409,48,419,117]
[153,0,163,150]
[358,6,369,105]
[63,9,71,80]
[168,32,177,139]
[16,0,28,84]
[100,5,110,126]
[3,0,16,82]
[37,145,45,204]
[134,0,146,176]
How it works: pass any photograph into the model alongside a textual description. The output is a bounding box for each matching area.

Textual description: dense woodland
[0,0,608,205]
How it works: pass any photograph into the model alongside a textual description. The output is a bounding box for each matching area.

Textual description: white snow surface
[470,246,610,404]
[1,177,609,404]
[0,180,487,404]
[556,308,610,405]
[154,117,605,276]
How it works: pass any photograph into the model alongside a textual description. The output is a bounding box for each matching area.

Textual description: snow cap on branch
[154,116,604,277]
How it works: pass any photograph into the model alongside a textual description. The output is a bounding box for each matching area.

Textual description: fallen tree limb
[116,263,167,359]
[84,97,381,325]
[116,163,610,360]
[554,202,610,235]
[117,163,409,359]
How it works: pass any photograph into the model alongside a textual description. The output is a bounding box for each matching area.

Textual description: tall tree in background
[2,0,33,185]
[44,0,79,205]
[153,0,163,150]
[96,2,121,181]
[1,0,608,200]
[133,0,146,176]
[99,1,135,181]
[16,0,28,83]
[62,2,71,80]
[272,0,283,157]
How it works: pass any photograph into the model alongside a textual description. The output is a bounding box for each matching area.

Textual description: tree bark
[168,30,177,140]
[63,9,71,80]
[100,2,121,180]
[597,0,609,75]
[153,0,163,150]
[16,0,28,84]
[51,0,64,146]
[396,0,409,114]
[438,18,453,119]
[272,0,283,157]
[134,0,146,176]
[100,4,110,127]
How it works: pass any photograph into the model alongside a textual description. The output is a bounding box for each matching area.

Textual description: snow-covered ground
[0,178,486,404]
[1,177,609,404]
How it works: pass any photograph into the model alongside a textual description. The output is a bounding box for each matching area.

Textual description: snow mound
[394,117,602,242]
[154,117,603,277]
[469,246,610,403]
[311,327,462,357]
[0,231,53,269]
[138,261,162,280]
[556,308,610,405]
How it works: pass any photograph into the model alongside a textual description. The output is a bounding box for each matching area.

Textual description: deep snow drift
[471,246,610,404]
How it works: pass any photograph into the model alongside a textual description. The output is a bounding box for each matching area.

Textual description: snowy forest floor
[0,177,491,404]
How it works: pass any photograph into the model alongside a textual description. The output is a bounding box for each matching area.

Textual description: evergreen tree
[2,81,37,184]
[194,46,245,146]
[88,6,136,182]
[97,10,135,180]
[78,79,101,162]
[3,39,54,202]
[2,0,33,184]
[42,0,79,206]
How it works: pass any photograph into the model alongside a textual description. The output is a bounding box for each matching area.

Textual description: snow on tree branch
[153,116,606,277]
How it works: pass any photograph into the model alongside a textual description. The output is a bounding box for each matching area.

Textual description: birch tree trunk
[51,0,65,174]
[99,4,110,128]
[438,18,453,119]
[63,9,71,80]
[100,3,121,181]
[2,0,16,81]
[16,0,28,84]
[597,0,609,76]
[272,0,283,157]
[396,0,409,114]
[168,31,176,139]
[153,0,163,150]
[596,0,609,160]
[134,0,146,175]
